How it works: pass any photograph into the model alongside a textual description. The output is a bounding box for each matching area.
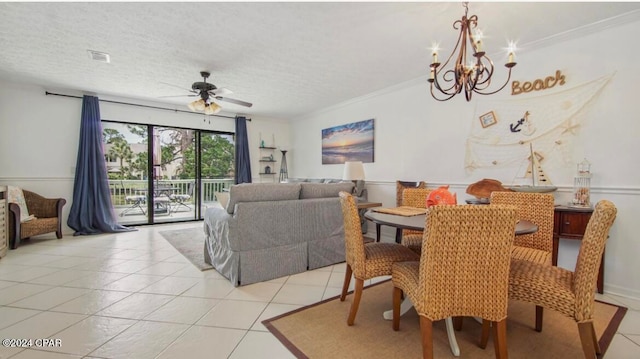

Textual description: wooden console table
[553,205,603,293]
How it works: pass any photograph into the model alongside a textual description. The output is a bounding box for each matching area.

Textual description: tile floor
[0,222,639,358]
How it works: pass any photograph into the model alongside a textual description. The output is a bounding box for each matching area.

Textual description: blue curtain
[234,116,252,184]
[67,95,134,235]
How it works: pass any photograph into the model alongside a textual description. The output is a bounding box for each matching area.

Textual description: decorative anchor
[510,111,535,136]
[510,118,525,132]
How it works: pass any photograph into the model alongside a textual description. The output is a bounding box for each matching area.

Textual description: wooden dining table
[365,209,538,243]
[364,208,539,357]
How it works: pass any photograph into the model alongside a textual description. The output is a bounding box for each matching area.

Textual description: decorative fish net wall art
[465,74,613,183]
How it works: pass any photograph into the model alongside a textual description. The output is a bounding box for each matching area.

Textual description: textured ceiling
[1,2,639,119]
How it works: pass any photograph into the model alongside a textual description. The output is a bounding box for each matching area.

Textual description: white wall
[290,20,640,298]
[0,81,289,231]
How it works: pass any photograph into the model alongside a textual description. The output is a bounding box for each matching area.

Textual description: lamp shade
[204,102,221,115]
[342,161,365,181]
[189,99,206,112]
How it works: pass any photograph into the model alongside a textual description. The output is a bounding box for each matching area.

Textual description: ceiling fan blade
[215,96,253,107]
[210,87,233,97]
[159,81,197,94]
[158,94,198,98]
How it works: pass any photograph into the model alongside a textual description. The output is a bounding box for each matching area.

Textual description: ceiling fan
[161,71,252,114]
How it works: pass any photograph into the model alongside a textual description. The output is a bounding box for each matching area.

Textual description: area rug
[263,281,627,359]
[159,228,213,271]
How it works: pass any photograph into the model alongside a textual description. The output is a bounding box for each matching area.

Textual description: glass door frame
[102,119,234,226]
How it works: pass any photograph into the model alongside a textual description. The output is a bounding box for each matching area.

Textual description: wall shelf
[258,140,277,182]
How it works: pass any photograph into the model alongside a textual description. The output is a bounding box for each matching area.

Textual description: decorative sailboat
[507,144,558,193]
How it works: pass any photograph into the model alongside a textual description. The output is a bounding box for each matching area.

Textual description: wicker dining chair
[508,200,617,359]
[396,181,427,207]
[391,205,518,359]
[490,191,555,265]
[339,191,419,326]
[400,188,432,254]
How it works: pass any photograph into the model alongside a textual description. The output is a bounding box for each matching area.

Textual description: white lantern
[571,158,591,207]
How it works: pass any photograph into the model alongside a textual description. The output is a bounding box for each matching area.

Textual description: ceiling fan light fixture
[182,71,251,114]
[204,102,221,115]
[189,99,206,112]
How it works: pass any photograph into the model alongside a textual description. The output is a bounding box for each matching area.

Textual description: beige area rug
[264,281,627,359]
[159,228,214,271]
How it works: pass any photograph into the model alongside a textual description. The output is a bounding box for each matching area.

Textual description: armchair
[8,190,66,249]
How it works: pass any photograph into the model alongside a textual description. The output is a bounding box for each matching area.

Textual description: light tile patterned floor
[0,222,639,358]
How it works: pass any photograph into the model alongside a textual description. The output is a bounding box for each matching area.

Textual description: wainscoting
[363,180,640,300]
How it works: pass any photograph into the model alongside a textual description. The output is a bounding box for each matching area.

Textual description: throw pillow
[226,183,301,214]
[7,186,36,222]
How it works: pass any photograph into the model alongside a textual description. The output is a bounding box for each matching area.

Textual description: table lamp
[342,161,365,181]
[343,161,365,197]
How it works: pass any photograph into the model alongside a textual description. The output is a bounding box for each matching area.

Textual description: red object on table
[426,185,457,207]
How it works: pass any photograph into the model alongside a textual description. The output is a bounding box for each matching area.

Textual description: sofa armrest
[203,207,236,250]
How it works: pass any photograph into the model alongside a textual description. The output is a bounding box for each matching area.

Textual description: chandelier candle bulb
[432,52,438,64]
[508,52,514,64]
[476,39,482,52]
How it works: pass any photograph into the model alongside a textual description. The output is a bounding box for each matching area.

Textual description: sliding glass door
[102,121,234,225]
[199,132,235,216]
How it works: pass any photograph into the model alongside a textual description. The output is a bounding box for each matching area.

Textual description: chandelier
[428,2,516,101]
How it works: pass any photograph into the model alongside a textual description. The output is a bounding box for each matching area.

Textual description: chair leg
[56,221,63,239]
[419,316,434,359]
[480,319,491,349]
[392,286,402,331]
[535,305,544,332]
[347,278,364,326]
[493,319,508,359]
[9,235,19,250]
[577,322,599,359]
[591,322,602,354]
[453,316,463,331]
[340,264,353,301]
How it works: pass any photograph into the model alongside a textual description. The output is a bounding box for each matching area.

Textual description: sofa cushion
[226,183,301,214]
[300,182,354,199]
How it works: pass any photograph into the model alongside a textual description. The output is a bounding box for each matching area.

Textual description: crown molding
[518,9,640,52]
[296,9,640,121]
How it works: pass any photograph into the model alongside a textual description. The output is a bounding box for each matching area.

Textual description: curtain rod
[44,91,250,121]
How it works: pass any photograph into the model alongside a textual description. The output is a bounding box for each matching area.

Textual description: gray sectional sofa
[203,182,354,286]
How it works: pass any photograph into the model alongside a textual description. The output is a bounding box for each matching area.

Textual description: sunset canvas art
[322,119,374,164]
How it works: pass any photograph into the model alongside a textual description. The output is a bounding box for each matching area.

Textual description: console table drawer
[556,211,592,237]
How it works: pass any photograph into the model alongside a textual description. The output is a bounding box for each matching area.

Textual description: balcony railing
[108,179,234,206]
